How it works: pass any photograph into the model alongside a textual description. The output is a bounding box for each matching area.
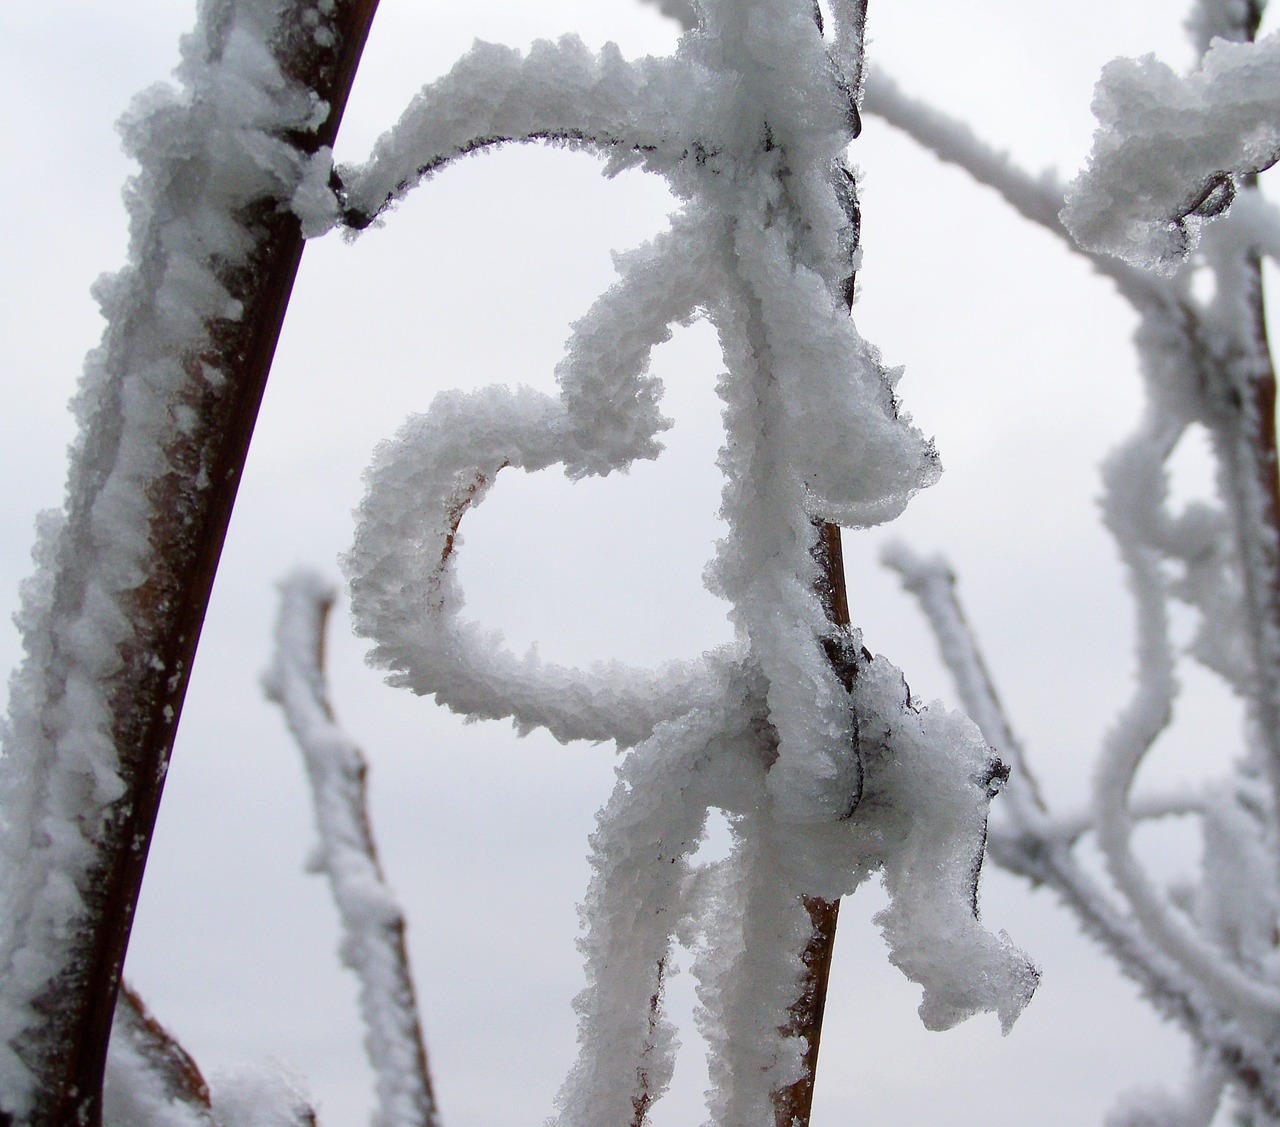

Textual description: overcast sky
[1,1,1271,1124]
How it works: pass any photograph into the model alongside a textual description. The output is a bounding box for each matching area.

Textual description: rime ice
[0,0,1047,1122]
[1063,31,1280,271]
[873,0,1280,1115]
[340,1,1035,1122]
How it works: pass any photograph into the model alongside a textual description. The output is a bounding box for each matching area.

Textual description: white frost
[0,0,333,1114]
[342,3,1035,1119]
[264,572,440,1127]
[1063,32,1280,270]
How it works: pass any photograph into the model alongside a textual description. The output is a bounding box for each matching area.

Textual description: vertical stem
[267,578,442,1127]
[773,894,842,1127]
[770,522,856,1127]
[769,2,869,1112]
[11,5,380,1123]
[1234,251,1280,854]
[630,957,667,1127]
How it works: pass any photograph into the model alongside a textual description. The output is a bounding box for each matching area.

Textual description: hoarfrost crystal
[339,0,1036,1120]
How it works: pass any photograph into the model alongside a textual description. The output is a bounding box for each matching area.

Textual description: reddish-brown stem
[10,5,380,1123]
[630,957,668,1127]
[1234,249,1280,859]
[769,520,855,1127]
[113,985,213,1114]
[773,893,842,1127]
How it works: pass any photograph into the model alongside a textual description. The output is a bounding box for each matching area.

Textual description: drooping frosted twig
[861,68,1162,309]
[264,571,441,1127]
[883,541,1280,1121]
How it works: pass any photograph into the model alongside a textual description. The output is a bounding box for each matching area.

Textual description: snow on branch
[103,986,214,1127]
[1063,31,1280,271]
[340,1,1037,1121]
[861,69,1165,309]
[336,36,692,230]
[0,0,379,1118]
[264,571,441,1127]
[862,69,1065,233]
[877,29,1280,1116]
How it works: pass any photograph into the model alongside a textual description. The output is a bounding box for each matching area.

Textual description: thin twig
[106,984,214,1122]
[264,572,442,1127]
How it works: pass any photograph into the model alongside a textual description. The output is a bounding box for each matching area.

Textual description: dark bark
[8,4,380,1123]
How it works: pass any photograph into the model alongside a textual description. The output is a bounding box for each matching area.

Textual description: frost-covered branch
[341,3,1037,1124]
[0,2,378,1121]
[886,544,1280,1121]
[334,36,695,231]
[264,572,441,1127]
[1063,32,1280,271]
[103,986,321,1127]
[875,22,1280,1115]
[862,69,1065,233]
[861,69,1164,309]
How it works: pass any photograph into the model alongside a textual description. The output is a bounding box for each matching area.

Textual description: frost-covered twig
[342,3,1037,1124]
[864,0,1280,1119]
[264,572,441,1127]
[861,68,1163,309]
[884,542,1280,1121]
[879,544,1046,821]
[1063,31,1280,271]
[104,986,323,1127]
[0,3,379,1121]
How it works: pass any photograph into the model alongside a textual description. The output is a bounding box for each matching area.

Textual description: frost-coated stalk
[846,1,1280,1119]
[0,3,378,1122]
[263,572,441,1127]
[1214,251,1280,862]
[340,2,1036,1123]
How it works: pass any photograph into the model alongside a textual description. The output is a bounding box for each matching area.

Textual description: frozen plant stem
[766,519,858,1127]
[0,3,379,1123]
[1224,251,1280,858]
[103,984,215,1124]
[264,573,441,1127]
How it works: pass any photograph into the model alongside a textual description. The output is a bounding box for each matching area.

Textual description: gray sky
[0,1,1260,1124]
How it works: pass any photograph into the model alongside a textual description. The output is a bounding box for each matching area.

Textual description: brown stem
[112,984,213,1116]
[769,3,869,1113]
[629,957,667,1127]
[1234,247,1280,857]
[11,5,380,1123]
[773,895,842,1127]
[769,522,858,1127]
